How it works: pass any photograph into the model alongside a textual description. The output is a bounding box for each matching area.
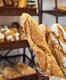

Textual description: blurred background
[0,0,66,27]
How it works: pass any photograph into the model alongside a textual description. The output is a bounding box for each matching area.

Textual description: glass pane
[42,0,55,10]
[42,14,56,26]
[59,16,66,27]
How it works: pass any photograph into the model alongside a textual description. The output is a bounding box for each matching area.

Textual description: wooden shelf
[0,40,29,50]
[0,7,37,16]
[42,9,66,17]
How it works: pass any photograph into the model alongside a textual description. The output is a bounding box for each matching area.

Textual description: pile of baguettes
[20,13,66,79]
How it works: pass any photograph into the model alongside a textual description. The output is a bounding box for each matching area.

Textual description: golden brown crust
[0,0,4,7]
[45,25,66,75]
[15,63,36,76]
[0,26,26,42]
[21,13,65,78]
[0,66,22,79]
[58,6,66,11]
[0,63,36,79]
[47,36,65,72]
[0,74,7,80]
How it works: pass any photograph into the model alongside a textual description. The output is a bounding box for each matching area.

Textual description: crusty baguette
[21,13,65,78]
[45,24,66,74]
[15,62,36,75]
[49,24,66,55]
[57,25,66,57]
[47,33,66,73]
[40,24,66,75]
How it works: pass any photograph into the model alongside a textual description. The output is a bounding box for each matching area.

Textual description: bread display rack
[0,0,37,66]
[0,0,40,64]
[0,0,49,80]
[0,0,39,66]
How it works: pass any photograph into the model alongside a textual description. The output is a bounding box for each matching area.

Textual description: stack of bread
[0,0,18,7]
[45,24,66,74]
[58,6,66,11]
[0,24,26,43]
[0,0,4,7]
[57,0,66,11]
[0,0,37,8]
[0,62,36,80]
[21,13,66,79]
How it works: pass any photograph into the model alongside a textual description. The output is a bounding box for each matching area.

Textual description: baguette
[21,13,65,78]
[45,24,66,74]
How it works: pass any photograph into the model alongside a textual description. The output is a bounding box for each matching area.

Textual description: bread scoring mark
[60,40,66,54]
[50,24,59,37]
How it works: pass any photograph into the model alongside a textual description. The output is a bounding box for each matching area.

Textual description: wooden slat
[0,40,29,50]
[0,7,37,16]
[42,9,66,16]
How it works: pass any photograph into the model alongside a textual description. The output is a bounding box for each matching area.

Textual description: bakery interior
[0,0,66,80]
